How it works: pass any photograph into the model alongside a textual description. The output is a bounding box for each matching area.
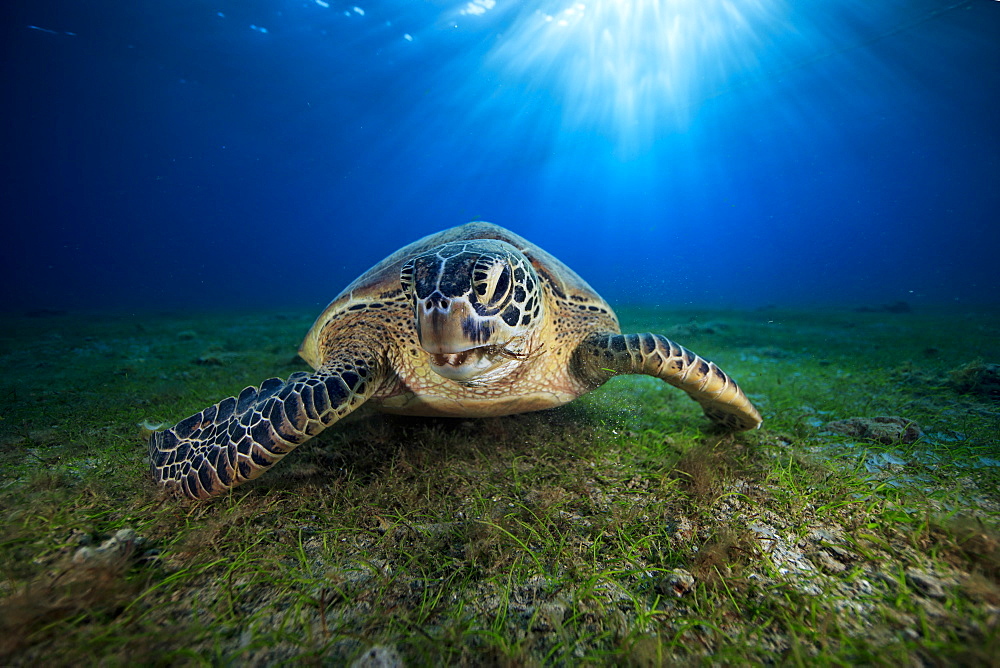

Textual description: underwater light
[487,0,785,150]
[474,0,975,155]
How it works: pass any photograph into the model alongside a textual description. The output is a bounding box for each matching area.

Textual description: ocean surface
[2,0,998,313]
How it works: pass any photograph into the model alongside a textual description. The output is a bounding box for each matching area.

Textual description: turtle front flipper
[572,332,762,431]
[149,359,380,499]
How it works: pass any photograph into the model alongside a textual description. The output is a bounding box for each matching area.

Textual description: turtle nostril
[425,292,450,311]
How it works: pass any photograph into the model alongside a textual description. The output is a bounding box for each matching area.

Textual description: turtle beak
[416,293,508,382]
[415,294,488,355]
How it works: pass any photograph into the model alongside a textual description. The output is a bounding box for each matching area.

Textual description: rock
[72,528,142,567]
[814,550,847,574]
[905,569,946,599]
[824,416,922,445]
[350,645,403,668]
[665,321,729,338]
[194,354,225,366]
[193,352,240,366]
[660,568,696,597]
[950,361,1000,397]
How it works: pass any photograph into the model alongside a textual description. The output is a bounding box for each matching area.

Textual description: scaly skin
[149,352,382,500]
[572,332,762,431]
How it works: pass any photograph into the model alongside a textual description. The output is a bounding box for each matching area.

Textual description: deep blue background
[2,0,998,312]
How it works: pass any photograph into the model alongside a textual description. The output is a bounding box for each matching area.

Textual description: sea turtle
[150,222,762,499]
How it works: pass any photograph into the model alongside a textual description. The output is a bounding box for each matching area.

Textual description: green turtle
[150,222,761,499]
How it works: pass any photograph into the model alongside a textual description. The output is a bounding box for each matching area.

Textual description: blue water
[3,0,998,312]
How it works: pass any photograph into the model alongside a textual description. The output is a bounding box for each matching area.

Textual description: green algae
[0,306,998,664]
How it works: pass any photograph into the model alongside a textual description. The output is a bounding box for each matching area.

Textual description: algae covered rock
[72,528,144,567]
[950,361,1000,397]
[824,416,922,445]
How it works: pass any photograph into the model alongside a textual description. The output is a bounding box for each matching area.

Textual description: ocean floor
[1,306,998,664]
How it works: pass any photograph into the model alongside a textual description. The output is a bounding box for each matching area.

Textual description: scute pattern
[149,358,379,499]
[405,239,542,329]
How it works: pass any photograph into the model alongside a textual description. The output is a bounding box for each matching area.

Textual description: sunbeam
[485,0,787,153]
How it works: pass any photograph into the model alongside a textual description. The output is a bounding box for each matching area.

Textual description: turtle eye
[472,258,512,308]
[399,259,415,295]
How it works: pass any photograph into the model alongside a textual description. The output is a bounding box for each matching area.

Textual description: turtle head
[400,239,544,384]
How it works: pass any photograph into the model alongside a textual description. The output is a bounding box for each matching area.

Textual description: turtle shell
[298,222,610,369]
